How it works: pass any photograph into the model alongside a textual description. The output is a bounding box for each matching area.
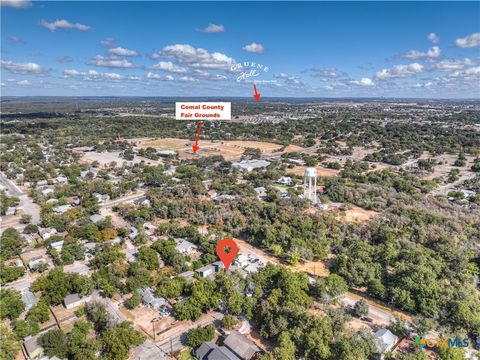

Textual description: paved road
[155,312,223,355]
[0,172,41,234]
[340,295,395,325]
[0,172,23,196]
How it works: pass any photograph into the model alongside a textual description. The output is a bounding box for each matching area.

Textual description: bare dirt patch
[121,305,173,339]
[79,150,162,167]
[287,165,340,177]
[135,138,303,161]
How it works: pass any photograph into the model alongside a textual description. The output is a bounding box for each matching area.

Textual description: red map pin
[216,238,238,271]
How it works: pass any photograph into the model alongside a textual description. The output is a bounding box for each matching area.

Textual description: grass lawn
[179,348,197,360]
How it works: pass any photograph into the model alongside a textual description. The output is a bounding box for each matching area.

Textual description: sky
[1,1,479,98]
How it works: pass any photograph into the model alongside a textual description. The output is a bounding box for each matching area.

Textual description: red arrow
[253,84,261,102]
[192,121,203,153]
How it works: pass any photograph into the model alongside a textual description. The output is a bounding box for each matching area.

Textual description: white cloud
[274,72,304,86]
[101,38,116,48]
[17,79,31,86]
[427,33,440,43]
[465,66,480,76]
[413,81,433,88]
[198,24,225,33]
[108,47,139,57]
[403,46,441,59]
[149,61,187,73]
[0,60,45,74]
[304,67,348,79]
[159,44,237,71]
[63,69,124,81]
[376,63,424,79]
[146,72,174,81]
[433,58,473,71]
[1,0,31,8]
[128,75,140,80]
[40,19,91,32]
[242,43,266,54]
[179,76,197,82]
[351,77,375,86]
[455,33,480,48]
[88,55,135,68]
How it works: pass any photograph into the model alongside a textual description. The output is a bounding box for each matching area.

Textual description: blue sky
[1,1,479,98]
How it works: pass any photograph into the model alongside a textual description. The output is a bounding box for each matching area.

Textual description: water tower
[304,167,317,204]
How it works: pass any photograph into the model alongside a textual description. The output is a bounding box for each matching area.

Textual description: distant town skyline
[1,1,479,98]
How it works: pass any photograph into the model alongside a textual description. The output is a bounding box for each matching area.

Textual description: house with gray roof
[232,159,271,172]
[89,214,105,224]
[175,240,197,254]
[374,328,398,355]
[24,335,43,359]
[223,331,261,360]
[195,342,240,360]
[22,290,38,311]
[64,293,87,309]
[139,288,166,310]
[196,264,215,278]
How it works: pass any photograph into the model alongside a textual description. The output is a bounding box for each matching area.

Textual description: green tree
[0,228,24,260]
[315,274,348,303]
[101,321,145,360]
[0,324,21,360]
[221,315,238,330]
[125,295,141,309]
[353,299,369,317]
[186,324,215,348]
[272,332,296,360]
[39,329,68,359]
[0,289,25,320]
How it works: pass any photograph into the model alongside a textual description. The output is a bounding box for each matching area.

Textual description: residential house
[54,175,68,184]
[232,159,271,172]
[5,207,16,216]
[278,176,293,185]
[24,335,44,359]
[93,193,110,203]
[50,240,64,252]
[37,180,48,187]
[254,187,267,197]
[129,227,139,240]
[175,240,197,254]
[196,264,215,278]
[41,188,54,197]
[89,214,105,224]
[64,293,88,309]
[212,261,225,272]
[53,204,72,214]
[374,328,398,356]
[139,288,166,310]
[22,234,35,244]
[21,290,38,311]
[39,228,57,240]
[223,331,261,360]
[235,255,250,268]
[134,197,151,207]
[28,258,47,271]
[196,342,240,360]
